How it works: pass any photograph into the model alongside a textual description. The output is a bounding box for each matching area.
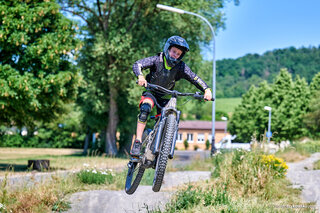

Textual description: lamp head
[156,4,185,14]
[264,106,272,111]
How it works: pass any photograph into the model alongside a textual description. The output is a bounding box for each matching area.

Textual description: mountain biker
[130,35,212,157]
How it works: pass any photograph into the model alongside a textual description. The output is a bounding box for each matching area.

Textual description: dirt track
[286,152,320,210]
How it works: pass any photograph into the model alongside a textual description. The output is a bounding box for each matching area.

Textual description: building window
[187,133,193,143]
[197,133,205,143]
[177,133,182,143]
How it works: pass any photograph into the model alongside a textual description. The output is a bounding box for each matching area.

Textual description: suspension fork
[152,108,167,155]
[169,110,180,159]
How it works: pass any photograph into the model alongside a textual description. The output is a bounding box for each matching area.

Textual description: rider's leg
[136,121,146,141]
[130,99,153,156]
[136,99,154,139]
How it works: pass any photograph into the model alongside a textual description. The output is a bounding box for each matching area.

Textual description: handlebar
[136,81,214,101]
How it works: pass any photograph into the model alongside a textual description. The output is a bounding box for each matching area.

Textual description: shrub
[212,149,288,195]
[194,145,199,151]
[167,185,202,212]
[77,166,114,185]
[211,152,225,178]
[151,150,301,212]
[260,154,288,178]
[183,139,189,150]
[0,134,24,147]
[165,184,233,212]
[205,139,210,150]
[203,183,230,207]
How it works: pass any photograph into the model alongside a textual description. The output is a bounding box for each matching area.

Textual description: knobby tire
[152,113,176,192]
[125,161,145,195]
[125,129,153,195]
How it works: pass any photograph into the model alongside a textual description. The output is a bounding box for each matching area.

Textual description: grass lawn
[216,97,242,115]
[0,148,127,176]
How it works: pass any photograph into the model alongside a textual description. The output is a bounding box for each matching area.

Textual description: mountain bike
[125,83,214,194]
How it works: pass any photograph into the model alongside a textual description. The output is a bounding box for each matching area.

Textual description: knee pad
[138,103,151,123]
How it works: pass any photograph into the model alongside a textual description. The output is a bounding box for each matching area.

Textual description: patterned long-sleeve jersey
[132,52,209,92]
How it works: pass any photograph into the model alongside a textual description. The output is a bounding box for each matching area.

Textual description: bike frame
[143,83,208,161]
[152,96,181,159]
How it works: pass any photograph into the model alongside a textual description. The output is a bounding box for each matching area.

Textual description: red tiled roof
[178,120,227,130]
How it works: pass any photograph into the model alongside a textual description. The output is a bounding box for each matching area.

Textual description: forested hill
[216,45,320,98]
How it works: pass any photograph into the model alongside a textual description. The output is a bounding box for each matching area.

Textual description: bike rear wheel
[125,160,145,195]
[152,113,176,192]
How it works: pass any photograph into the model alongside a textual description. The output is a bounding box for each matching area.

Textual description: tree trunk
[105,87,118,155]
[83,133,90,155]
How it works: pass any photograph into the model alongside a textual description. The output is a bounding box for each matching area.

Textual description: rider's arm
[132,56,158,77]
[178,63,210,92]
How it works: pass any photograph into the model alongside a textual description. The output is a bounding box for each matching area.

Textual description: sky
[213,0,320,60]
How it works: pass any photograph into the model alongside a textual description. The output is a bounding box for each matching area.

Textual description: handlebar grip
[194,94,214,101]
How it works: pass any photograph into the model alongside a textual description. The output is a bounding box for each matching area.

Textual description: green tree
[270,69,310,141]
[287,76,310,138]
[271,68,295,141]
[0,0,81,127]
[304,73,320,138]
[229,81,272,142]
[59,0,238,155]
[229,69,310,142]
[310,72,320,93]
[216,46,320,98]
[303,91,320,138]
[229,85,258,142]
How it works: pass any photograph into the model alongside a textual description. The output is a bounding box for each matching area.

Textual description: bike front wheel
[152,113,176,192]
[125,160,145,195]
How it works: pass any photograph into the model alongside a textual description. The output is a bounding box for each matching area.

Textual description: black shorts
[139,91,169,115]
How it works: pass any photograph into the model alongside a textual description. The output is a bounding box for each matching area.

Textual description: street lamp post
[264,106,272,143]
[156,4,217,155]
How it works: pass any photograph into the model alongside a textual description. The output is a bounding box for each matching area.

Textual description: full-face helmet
[163,36,189,67]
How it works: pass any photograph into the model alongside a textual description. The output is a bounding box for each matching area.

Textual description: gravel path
[65,171,211,213]
[286,152,320,209]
